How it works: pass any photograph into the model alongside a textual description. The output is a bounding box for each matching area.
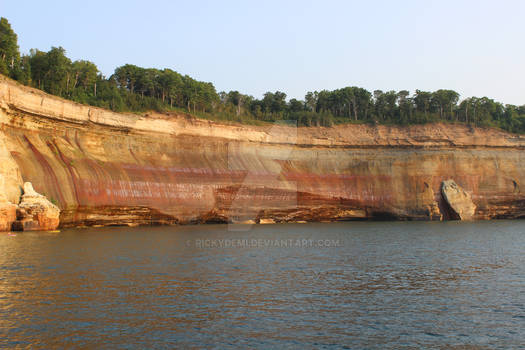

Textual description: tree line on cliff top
[1,17,524,133]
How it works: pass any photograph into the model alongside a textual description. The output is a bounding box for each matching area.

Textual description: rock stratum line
[0,76,524,229]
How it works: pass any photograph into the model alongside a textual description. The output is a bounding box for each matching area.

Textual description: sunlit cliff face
[0,76,524,227]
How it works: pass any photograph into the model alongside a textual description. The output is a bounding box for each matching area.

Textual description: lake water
[1,221,524,349]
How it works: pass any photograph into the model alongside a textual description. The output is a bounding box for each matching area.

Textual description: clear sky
[3,0,525,105]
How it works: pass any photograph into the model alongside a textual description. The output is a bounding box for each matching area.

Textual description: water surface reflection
[0,221,524,348]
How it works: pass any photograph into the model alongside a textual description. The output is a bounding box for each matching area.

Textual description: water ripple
[0,221,524,349]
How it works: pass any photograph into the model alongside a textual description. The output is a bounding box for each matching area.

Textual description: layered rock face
[0,76,524,228]
[12,182,60,231]
[0,175,16,231]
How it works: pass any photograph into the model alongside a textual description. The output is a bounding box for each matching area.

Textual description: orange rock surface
[0,174,16,231]
[0,202,16,232]
[11,182,60,231]
[0,76,523,227]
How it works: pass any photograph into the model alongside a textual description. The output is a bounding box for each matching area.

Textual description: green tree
[113,64,140,93]
[397,90,412,124]
[0,17,20,76]
[158,69,182,106]
[431,89,459,120]
[227,90,243,115]
[289,98,304,112]
[305,91,317,112]
[12,54,31,84]
[414,90,432,118]
[29,49,48,89]
[45,46,72,96]
[71,60,98,92]
[0,59,8,75]
[383,91,399,121]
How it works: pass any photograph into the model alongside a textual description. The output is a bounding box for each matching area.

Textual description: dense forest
[1,17,524,133]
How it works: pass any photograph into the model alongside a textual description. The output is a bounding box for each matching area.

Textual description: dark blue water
[1,221,524,349]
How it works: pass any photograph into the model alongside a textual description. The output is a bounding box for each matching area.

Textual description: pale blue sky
[3,0,525,104]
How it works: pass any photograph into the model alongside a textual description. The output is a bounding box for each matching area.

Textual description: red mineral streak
[0,75,524,228]
[23,136,65,205]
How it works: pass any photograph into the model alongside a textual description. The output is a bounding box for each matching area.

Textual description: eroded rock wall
[12,182,60,231]
[0,76,524,227]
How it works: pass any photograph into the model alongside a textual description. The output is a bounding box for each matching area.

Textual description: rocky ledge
[0,176,60,232]
[11,182,60,231]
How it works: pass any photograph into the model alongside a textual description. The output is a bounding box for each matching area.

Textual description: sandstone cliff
[12,182,60,231]
[0,175,16,231]
[0,75,523,228]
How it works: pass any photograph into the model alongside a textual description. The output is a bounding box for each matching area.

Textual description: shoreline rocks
[441,180,476,220]
[0,202,16,231]
[11,182,60,231]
